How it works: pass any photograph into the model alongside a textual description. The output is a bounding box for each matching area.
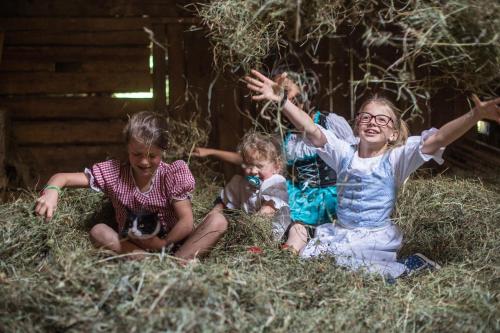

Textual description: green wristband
[43,185,62,195]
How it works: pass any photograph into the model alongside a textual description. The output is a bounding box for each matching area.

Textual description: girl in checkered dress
[35,111,195,259]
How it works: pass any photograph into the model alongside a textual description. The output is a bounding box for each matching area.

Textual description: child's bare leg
[89,223,146,259]
[285,223,308,253]
[174,212,228,261]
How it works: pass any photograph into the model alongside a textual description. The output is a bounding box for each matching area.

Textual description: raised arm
[245,70,327,147]
[192,147,243,165]
[35,172,89,220]
[422,95,500,155]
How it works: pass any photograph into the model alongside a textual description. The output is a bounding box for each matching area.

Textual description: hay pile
[1,170,499,332]
[198,0,500,117]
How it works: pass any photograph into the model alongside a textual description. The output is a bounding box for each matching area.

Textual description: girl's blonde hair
[123,111,169,150]
[354,96,410,148]
[237,131,284,172]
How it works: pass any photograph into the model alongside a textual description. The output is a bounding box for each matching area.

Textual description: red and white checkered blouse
[85,159,195,233]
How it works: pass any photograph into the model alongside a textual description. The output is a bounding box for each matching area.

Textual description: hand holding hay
[35,188,60,221]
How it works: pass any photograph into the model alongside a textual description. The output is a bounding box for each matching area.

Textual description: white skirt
[300,222,406,278]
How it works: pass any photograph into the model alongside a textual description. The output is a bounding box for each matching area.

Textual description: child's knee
[290,223,307,236]
[89,223,119,245]
[204,212,229,232]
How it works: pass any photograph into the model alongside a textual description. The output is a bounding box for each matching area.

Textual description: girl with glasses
[245,69,500,279]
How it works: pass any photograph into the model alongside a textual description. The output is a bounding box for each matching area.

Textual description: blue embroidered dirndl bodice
[336,147,397,229]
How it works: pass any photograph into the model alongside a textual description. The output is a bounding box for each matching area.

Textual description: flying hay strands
[198,0,499,118]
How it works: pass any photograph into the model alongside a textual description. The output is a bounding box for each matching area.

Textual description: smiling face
[127,137,163,184]
[356,101,399,151]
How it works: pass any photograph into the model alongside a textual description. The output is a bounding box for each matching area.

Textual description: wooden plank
[0,17,199,31]
[18,144,126,184]
[4,31,150,46]
[0,59,55,72]
[166,24,186,116]
[0,0,185,18]
[183,28,211,123]
[13,120,126,145]
[1,97,153,120]
[0,109,8,189]
[0,32,4,61]
[3,46,149,62]
[0,72,151,94]
[213,74,243,180]
[152,24,167,113]
[0,59,148,72]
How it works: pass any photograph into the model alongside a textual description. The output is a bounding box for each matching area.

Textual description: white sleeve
[220,175,244,209]
[306,125,353,173]
[391,128,446,187]
[324,113,357,145]
[260,175,289,210]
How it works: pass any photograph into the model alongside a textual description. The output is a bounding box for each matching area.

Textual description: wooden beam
[0,59,148,73]
[0,1,197,18]
[0,17,200,32]
[3,46,149,62]
[1,97,152,120]
[4,30,150,46]
[19,144,126,184]
[13,120,126,145]
[0,72,151,94]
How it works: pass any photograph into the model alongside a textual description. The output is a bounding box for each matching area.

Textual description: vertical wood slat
[0,32,4,61]
[0,110,8,190]
[214,75,244,180]
[152,24,167,114]
[166,24,186,117]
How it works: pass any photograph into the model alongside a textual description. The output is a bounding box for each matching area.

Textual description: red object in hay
[248,246,263,254]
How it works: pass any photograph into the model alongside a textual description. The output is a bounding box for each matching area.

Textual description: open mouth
[136,166,152,172]
[364,129,379,135]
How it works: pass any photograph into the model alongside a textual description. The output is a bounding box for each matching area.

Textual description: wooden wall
[0,0,248,186]
[0,1,498,189]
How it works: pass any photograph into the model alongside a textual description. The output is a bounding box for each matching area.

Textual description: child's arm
[192,147,243,165]
[422,95,500,155]
[35,172,89,221]
[245,70,327,147]
[139,199,194,250]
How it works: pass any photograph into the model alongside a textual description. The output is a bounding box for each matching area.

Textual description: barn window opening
[112,53,169,100]
[476,120,490,136]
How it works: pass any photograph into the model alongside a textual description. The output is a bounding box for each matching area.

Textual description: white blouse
[220,174,289,212]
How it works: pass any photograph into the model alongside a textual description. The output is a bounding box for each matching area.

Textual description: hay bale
[0,171,499,331]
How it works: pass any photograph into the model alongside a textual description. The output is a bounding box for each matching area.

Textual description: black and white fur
[121,210,161,240]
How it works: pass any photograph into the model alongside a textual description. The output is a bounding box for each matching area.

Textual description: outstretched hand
[191,147,211,158]
[472,94,500,123]
[35,190,59,221]
[244,69,283,102]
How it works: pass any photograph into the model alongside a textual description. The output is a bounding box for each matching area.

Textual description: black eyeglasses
[356,112,394,127]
